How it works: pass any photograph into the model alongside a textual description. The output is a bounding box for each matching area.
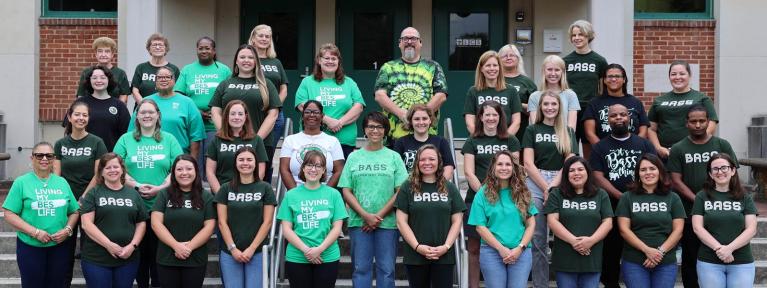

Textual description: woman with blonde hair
[463,50,522,135]
[498,44,537,141]
[527,55,580,130]
[249,25,289,152]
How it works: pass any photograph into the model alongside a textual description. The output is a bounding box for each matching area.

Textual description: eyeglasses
[156,75,173,81]
[303,163,324,170]
[400,36,420,43]
[303,110,322,116]
[711,165,733,174]
[32,153,55,160]
[150,43,166,48]
[365,125,385,131]
[138,110,157,115]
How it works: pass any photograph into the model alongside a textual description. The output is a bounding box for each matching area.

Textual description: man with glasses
[667,104,738,288]
[374,27,448,145]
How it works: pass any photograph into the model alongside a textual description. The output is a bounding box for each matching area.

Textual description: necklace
[38,176,50,188]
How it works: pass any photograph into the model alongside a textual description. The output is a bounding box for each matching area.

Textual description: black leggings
[681,218,701,288]
[157,264,207,288]
[136,219,159,288]
[405,264,455,288]
[285,261,339,288]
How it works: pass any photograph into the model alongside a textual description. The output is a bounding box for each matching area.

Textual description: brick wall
[633,20,716,108]
[39,18,118,122]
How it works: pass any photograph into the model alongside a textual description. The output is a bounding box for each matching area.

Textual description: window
[635,0,712,19]
[258,13,299,70]
[43,0,117,18]
[449,13,490,70]
[353,13,394,70]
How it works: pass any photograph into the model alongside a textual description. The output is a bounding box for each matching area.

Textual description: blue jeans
[198,130,216,182]
[349,227,399,288]
[525,169,558,288]
[555,271,601,288]
[272,111,285,147]
[696,260,755,288]
[81,259,140,288]
[17,237,76,288]
[219,251,263,288]
[479,244,532,288]
[621,260,677,288]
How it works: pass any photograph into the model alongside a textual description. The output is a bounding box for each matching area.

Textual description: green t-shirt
[210,77,282,146]
[152,189,215,267]
[174,61,232,131]
[467,186,538,248]
[76,65,131,98]
[79,185,148,266]
[461,135,522,203]
[543,188,613,272]
[563,50,608,104]
[113,131,183,209]
[277,184,348,263]
[374,58,448,139]
[131,62,180,98]
[294,76,366,146]
[259,58,289,88]
[2,173,79,247]
[338,147,408,229]
[667,136,738,213]
[505,75,538,140]
[463,86,522,128]
[128,93,206,153]
[394,180,466,265]
[206,136,268,185]
[54,134,108,199]
[647,89,719,148]
[615,191,686,265]
[691,191,757,264]
[214,181,277,254]
[521,123,578,170]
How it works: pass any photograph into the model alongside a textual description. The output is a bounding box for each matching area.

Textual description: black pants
[285,261,339,288]
[601,217,624,288]
[681,219,701,288]
[157,264,206,288]
[405,264,454,288]
[341,144,356,160]
[264,146,276,183]
[137,219,159,288]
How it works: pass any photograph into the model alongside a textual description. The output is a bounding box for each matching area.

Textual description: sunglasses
[32,153,55,160]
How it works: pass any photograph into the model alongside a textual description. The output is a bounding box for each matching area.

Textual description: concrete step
[0,277,223,287]
[0,254,224,278]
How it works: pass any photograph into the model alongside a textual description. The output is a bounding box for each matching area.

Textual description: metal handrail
[443,118,468,288]
[267,118,294,288]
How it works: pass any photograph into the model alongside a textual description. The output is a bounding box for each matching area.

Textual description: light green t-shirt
[338,147,408,229]
[174,61,232,131]
[128,93,206,153]
[214,181,277,254]
[616,191,686,265]
[467,185,538,248]
[277,184,348,263]
[294,76,366,146]
[152,189,215,267]
[54,134,108,199]
[2,173,79,247]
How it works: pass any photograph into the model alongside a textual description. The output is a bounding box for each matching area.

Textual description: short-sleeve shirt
[467,186,538,248]
[582,94,649,140]
[131,62,180,98]
[461,135,522,203]
[2,173,79,247]
[54,134,108,199]
[294,76,366,146]
[691,191,757,264]
[463,86,522,128]
[394,180,466,265]
[78,95,131,151]
[277,184,348,263]
[214,181,277,254]
[260,58,289,88]
[563,50,608,104]
[521,123,578,170]
[209,77,282,146]
[173,61,232,132]
[128,93,206,153]
[76,65,131,98]
[79,185,148,266]
[152,189,215,267]
[393,135,456,173]
[505,75,538,141]
[374,58,448,139]
[527,89,581,128]
[338,147,408,229]
[615,191,686,265]
[280,132,345,186]
[589,135,657,196]
[206,136,268,185]
[647,89,719,148]
[543,188,613,272]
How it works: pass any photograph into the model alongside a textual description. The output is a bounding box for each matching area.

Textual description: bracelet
[64,225,73,237]
[33,229,40,238]
[415,244,422,252]
[657,246,666,255]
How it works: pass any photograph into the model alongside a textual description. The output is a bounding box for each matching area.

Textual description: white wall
[215,0,239,67]
[161,0,217,67]
[531,0,589,84]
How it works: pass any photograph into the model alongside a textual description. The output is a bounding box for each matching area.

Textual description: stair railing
[265,118,293,288]
[444,118,468,288]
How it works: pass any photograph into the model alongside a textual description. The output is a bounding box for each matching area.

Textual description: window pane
[353,13,393,70]
[258,13,299,70]
[48,0,116,12]
[449,13,489,71]
[635,0,707,13]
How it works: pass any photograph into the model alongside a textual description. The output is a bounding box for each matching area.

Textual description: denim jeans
[525,169,558,288]
[621,260,677,288]
[696,260,755,288]
[479,244,532,288]
[272,110,285,147]
[81,259,140,288]
[349,227,399,288]
[198,130,216,182]
[17,237,76,288]
[555,271,601,288]
[219,251,263,288]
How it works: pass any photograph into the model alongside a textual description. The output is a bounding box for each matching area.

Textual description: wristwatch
[228,243,237,251]
[517,243,526,250]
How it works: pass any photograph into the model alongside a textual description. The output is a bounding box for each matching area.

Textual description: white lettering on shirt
[632,202,668,212]
[413,192,449,202]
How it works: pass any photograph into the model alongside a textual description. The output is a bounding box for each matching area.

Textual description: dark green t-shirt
[206,136,268,185]
[647,89,719,148]
[394,180,466,265]
[505,75,538,141]
[259,58,289,88]
[214,181,277,254]
[521,123,578,170]
[667,136,738,214]
[76,66,131,98]
[463,86,522,128]
[79,185,148,267]
[209,77,282,146]
[543,188,613,272]
[691,191,757,264]
[152,189,215,267]
[131,62,180,98]
[563,50,608,104]
[616,191,686,265]
[54,134,108,199]
[461,135,521,203]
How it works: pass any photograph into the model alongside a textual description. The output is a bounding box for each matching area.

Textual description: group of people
[2,18,757,288]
